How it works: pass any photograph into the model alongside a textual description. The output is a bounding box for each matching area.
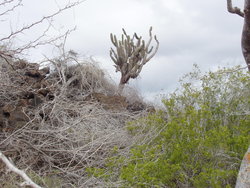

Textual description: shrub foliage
[91,66,250,187]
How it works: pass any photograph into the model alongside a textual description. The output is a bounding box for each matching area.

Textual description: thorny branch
[0,0,22,17]
[0,0,84,60]
[0,53,144,186]
[0,0,17,7]
[0,1,83,42]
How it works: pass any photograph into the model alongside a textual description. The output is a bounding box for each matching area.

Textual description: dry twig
[0,151,42,188]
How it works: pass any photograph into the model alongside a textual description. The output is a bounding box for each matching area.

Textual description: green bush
[93,66,250,187]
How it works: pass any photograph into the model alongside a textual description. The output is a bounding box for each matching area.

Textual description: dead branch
[0,51,146,186]
[0,1,82,42]
[0,0,85,60]
[0,151,43,188]
[226,0,250,71]
[227,0,244,17]
[0,0,22,17]
[0,0,16,7]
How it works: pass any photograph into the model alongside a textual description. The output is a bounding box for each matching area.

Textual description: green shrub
[95,66,250,187]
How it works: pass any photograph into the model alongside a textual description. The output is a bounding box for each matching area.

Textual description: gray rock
[235,146,250,188]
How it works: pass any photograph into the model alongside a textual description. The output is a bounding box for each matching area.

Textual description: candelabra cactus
[110,27,159,94]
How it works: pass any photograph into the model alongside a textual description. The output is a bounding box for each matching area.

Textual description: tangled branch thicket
[0,52,147,187]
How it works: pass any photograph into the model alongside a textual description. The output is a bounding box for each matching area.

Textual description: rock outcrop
[0,61,52,132]
[235,146,250,188]
[0,60,154,133]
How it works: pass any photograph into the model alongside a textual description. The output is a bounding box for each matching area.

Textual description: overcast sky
[2,0,247,102]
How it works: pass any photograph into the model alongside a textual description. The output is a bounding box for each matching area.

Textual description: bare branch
[0,0,15,7]
[0,1,83,42]
[227,0,244,17]
[0,0,22,17]
[0,53,143,186]
[13,27,76,56]
[0,52,15,70]
[0,151,43,188]
[0,0,85,63]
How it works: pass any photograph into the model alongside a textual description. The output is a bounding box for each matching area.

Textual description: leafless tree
[227,1,250,187]
[0,0,85,186]
[0,0,84,67]
[227,0,250,71]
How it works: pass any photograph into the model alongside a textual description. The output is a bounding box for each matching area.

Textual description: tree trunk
[117,83,125,95]
[242,0,250,71]
[117,74,130,95]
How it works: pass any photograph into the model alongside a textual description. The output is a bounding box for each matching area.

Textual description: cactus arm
[147,46,154,54]
[145,35,159,63]
[110,33,118,46]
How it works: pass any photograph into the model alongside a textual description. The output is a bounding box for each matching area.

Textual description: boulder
[1,104,29,131]
[127,101,146,112]
[24,70,43,78]
[235,147,250,188]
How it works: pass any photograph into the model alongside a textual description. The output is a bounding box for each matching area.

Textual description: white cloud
[2,0,247,102]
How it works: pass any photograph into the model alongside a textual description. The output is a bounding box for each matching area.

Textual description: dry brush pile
[0,54,151,187]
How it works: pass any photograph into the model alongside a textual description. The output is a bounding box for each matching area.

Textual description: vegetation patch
[90,66,250,187]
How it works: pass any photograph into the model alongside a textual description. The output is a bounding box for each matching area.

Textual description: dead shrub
[0,54,146,187]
